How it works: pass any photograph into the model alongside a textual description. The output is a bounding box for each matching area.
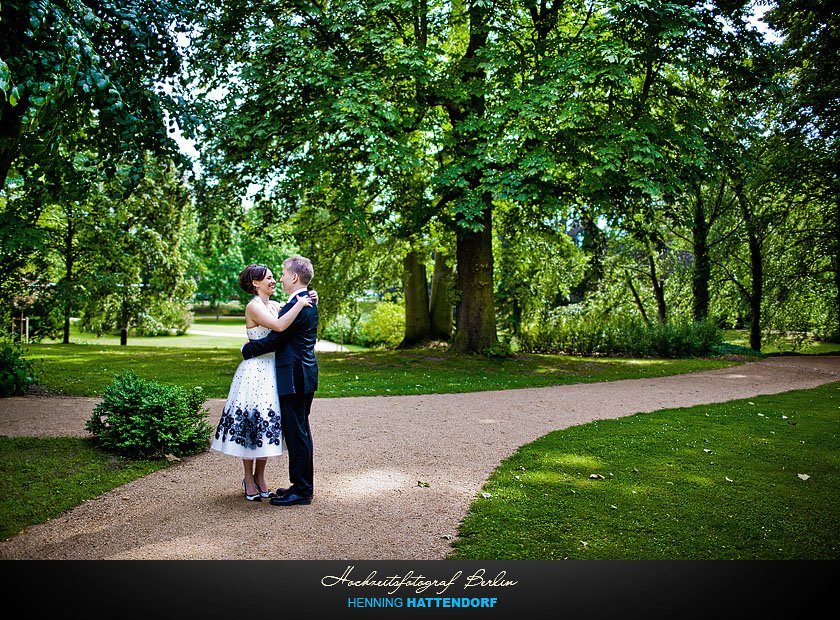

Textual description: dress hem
[209,446,284,459]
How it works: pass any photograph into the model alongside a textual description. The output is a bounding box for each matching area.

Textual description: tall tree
[188,0,768,352]
[766,0,840,337]
[1,0,200,325]
[79,157,195,344]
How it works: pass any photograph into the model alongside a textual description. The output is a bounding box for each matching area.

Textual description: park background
[1,1,839,561]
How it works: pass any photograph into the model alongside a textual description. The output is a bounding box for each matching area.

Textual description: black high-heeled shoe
[243,479,262,502]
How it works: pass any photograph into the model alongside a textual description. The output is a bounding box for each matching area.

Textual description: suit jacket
[241,292,318,396]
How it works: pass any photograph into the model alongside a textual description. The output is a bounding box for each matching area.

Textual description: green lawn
[450,382,840,560]
[0,437,169,541]
[721,330,840,355]
[23,343,739,398]
[39,316,249,348]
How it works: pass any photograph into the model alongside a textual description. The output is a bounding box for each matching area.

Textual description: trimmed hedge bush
[519,316,724,358]
[322,302,405,349]
[86,372,213,458]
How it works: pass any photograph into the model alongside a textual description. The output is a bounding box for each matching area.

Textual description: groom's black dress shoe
[269,492,312,506]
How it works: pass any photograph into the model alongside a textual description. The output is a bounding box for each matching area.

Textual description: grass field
[22,344,738,398]
[721,330,840,355]
[450,382,840,560]
[0,437,169,541]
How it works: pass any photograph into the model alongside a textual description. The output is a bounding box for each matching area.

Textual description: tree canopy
[2,1,837,352]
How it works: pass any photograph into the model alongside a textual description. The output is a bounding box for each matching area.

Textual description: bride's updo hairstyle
[239,264,269,295]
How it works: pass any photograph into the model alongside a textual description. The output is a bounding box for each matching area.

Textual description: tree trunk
[451,206,497,353]
[398,250,431,348]
[647,255,667,322]
[735,184,763,352]
[446,2,496,353]
[746,232,763,352]
[120,299,129,346]
[626,269,650,325]
[429,251,454,340]
[62,221,75,344]
[0,99,25,192]
[692,192,711,322]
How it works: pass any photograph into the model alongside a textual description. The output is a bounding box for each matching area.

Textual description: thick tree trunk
[451,206,497,353]
[398,250,432,348]
[445,2,496,353]
[429,251,453,340]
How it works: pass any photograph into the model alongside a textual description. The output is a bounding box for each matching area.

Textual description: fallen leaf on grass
[797,474,810,481]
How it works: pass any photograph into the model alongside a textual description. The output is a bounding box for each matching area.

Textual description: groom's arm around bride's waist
[242,326,294,359]
[241,303,317,360]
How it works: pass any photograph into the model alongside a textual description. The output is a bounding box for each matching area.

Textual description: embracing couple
[210,255,318,507]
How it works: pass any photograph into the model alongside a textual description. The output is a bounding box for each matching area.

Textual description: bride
[210,264,318,501]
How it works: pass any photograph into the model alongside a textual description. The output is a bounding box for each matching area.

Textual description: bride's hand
[296,294,313,308]
[308,289,319,305]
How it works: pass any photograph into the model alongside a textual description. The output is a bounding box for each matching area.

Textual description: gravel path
[1,355,838,560]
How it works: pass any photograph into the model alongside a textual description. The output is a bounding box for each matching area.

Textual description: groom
[241,255,318,506]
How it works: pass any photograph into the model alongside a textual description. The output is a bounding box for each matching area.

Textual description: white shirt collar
[287,287,308,303]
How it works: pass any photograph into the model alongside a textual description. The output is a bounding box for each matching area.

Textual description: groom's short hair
[284,255,314,286]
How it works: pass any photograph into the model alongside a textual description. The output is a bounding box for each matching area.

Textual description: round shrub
[356,302,405,348]
[86,372,213,458]
[0,343,37,397]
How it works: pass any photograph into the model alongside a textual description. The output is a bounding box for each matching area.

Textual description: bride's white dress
[210,325,283,458]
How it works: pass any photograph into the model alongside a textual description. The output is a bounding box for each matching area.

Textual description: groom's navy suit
[242,290,318,498]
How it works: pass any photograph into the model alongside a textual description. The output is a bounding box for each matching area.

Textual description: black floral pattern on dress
[215,406,282,450]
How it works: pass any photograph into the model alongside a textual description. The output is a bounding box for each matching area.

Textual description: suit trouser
[280,391,314,497]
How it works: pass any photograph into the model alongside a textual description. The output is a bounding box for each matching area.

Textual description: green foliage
[85,372,212,458]
[354,302,405,349]
[519,314,723,358]
[73,158,196,339]
[481,342,514,359]
[321,301,406,349]
[0,343,37,397]
[0,0,197,191]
